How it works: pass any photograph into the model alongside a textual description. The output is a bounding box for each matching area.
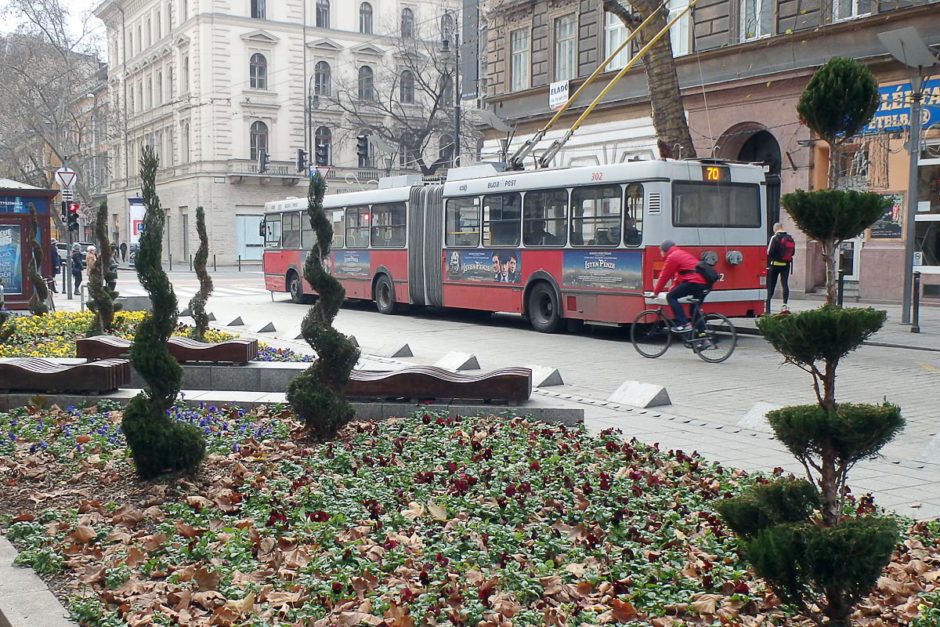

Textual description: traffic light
[356,135,369,162]
[296,148,307,173]
[315,143,329,166]
[258,149,269,173]
[67,202,80,231]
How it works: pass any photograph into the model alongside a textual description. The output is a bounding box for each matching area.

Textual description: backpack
[695,260,720,287]
[775,233,796,263]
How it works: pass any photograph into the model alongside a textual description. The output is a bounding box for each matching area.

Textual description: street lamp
[442,11,460,168]
[877,27,938,325]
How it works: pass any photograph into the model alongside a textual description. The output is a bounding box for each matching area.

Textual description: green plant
[188,206,213,341]
[0,278,11,343]
[286,172,360,438]
[26,204,48,316]
[122,146,205,479]
[87,200,122,335]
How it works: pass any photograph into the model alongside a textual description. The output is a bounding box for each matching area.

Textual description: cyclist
[652,240,709,333]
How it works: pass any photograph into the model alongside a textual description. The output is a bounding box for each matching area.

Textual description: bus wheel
[288,271,306,304]
[528,282,563,333]
[374,274,396,315]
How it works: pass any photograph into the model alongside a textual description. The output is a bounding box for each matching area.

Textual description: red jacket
[653,247,707,293]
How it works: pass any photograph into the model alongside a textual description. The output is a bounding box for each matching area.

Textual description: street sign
[54,167,77,189]
[61,189,75,201]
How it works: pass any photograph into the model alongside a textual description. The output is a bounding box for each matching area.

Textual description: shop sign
[870,193,903,239]
[862,79,940,134]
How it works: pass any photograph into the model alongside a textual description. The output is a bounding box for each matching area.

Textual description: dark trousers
[72,271,82,292]
[667,282,708,327]
[767,263,790,310]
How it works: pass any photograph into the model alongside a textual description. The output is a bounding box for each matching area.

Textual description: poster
[870,194,903,239]
[334,250,370,277]
[562,250,642,290]
[128,196,145,245]
[0,225,23,294]
[446,249,521,284]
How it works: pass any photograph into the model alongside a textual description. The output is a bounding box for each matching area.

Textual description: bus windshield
[672,182,761,228]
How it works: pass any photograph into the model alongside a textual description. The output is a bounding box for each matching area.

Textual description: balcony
[227,160,302,186]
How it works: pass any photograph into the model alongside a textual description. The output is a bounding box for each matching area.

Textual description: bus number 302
[591,172,603,181]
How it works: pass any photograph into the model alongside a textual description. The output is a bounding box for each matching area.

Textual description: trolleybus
[262,159,768,332]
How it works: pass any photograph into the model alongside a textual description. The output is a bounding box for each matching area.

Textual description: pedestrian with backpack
[766,222,795,314]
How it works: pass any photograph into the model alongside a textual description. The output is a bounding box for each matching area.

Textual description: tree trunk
[604,0,696,159]
[823,239,839,306]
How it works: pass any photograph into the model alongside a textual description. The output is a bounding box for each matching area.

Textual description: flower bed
[0,312,313,362]
[1,403,938,626]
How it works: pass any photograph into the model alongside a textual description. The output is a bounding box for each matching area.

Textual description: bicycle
[630,292,737,363]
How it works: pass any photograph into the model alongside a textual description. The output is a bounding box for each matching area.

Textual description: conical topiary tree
[122,146,205,479]
[87,200,122,335]
[26,205,48,316]
[286,172,360,439]
[188,206,213,341]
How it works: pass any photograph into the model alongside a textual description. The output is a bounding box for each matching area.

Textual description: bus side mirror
[259,220,266,238]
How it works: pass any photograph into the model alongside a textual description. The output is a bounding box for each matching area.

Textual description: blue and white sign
[862,79,940,134]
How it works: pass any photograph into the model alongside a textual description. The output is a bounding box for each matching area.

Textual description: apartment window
[128,31,134,57]
[156,11,162,39]
[146,19,151,47]
[146,75,153,109]
[137,25,142,52]
[833,0,871,20]
[250,120,268,161]
[249,53,267,90]
[155,70,163,105]
[182,55,190,93]
[741,0,771,40]
[314,126,332,165]
[401,8,414,38]
[314,61,331,98]
[316,0,329,27]
[604,12,630,71]
[509,28,530,92]
[399,133,419,168]
[359,2,373,34]
[439,135,454,166]
[358,65,374,101]
[181,120,190,162]
[554,14,576,81]
[167,3,172,31]
[400,70,415,104]
[440,73,453,104]
[668,0,691,56]
[251,0,265,19]
[181,0,188,21]
[168,65,175,98]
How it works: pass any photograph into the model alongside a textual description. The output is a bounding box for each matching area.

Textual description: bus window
[282,212,301,249]
[331,209,345,249]
[483,192,521,247]
[624,183,643,247]
[301,210,313,249]
[523,189,568,246]
[445,197,481,247]
[672,182,761,228]
[264,214,281,247]
[571,185,622,246]
[371,202,406,248]
[346,206,370,248]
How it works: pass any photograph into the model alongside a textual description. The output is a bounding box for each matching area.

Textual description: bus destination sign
[702,165,730,183]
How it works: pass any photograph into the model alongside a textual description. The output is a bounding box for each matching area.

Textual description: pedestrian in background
[120,242,127,262]
[766,222,796,314]
[85,245,98,274]
[71,243,83,295]
[48,239,60,293]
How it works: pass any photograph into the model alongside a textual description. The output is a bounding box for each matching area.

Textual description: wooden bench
[76,335,258,364]
[0,358,130,394]
[344,365,532,404]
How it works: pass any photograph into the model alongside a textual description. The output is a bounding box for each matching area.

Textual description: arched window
[358,65,374,101]
[249,53,267,90]
[314,126,332,165]
[359,2,373,34]
[399,70,415,104]
[250,120,268,160]
[314,61,331,100]
[401,8,414,38]
[315,0,329,27]
[439,134,454,165]
[441,13,454,44]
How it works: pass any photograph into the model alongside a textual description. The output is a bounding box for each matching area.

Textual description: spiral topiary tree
[286,172,360,438]
[26,205,48,316]
[87,200,122,335]
[122,146,205,479]
[188,206,213,341]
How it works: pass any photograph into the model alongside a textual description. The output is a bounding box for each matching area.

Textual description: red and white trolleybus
[262,159,768,332]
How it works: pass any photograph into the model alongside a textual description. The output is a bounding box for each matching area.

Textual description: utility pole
[454,29,461,167]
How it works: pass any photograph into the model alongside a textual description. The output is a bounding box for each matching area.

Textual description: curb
[737,324,940,352]
[0,535,76,627]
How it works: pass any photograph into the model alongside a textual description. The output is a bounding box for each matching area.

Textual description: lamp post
[877,27,938,325]
[442,11,460,167]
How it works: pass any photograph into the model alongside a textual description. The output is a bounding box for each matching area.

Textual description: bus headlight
[726,250,743,265]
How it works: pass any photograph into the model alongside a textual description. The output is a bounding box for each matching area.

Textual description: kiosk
[0,179,57,310]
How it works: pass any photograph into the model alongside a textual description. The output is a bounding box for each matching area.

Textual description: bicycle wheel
[631,309,672,358]
[693,313,737,363]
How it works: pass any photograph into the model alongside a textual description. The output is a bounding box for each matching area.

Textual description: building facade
[481,0,940,301]
[95,0,460,265]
